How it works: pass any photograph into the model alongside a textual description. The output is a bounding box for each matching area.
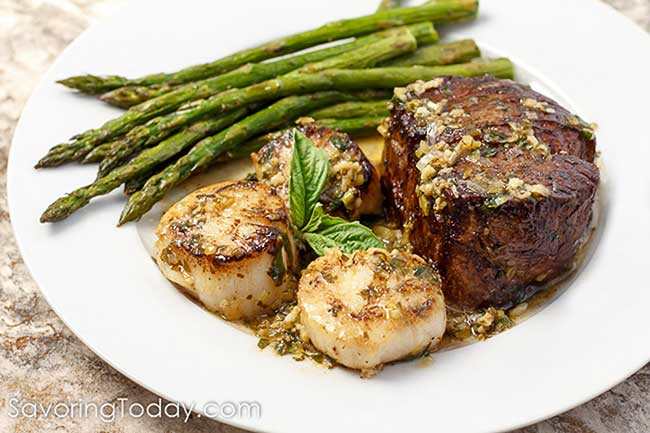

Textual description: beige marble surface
[1,1,649,432]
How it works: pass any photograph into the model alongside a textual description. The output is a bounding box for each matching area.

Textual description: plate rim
[7,1,650,432]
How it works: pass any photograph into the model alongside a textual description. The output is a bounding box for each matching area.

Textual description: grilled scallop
[251,125,382,219]
[153,181,298,321]
[298,248,446,371]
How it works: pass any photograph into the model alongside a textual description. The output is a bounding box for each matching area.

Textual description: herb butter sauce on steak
[382,75,599,310]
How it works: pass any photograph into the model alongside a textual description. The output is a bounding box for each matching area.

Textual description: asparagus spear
[82,141,115,164]
[95,89,390,168]
[98,22,438,109]
[215,134,282,163]
[385,39,480,66]
[309,100,389,119]
[91,91,393,166]
[85,30,419,176]
[93,100,215,177]
[37,24,429,168]
[89,28,421,164]
[99,35,477,110]
[100,37,477,112]
[57,56,510,175]
[129,114,384,193]
[100,84,177,109]
[95,99,390,165]
[58,1,477,94]
[217,115,385,162]
[118,59,514,224]
[313,117,383,136]
[104,58,514,171]
[96,104,268,178]
[40,92,365,223]
[124,171,154,196]
[39,107,251,222]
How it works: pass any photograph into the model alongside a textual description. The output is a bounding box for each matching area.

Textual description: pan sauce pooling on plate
[153,76,599,375]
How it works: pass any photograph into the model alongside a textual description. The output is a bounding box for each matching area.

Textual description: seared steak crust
[383,75,599,309]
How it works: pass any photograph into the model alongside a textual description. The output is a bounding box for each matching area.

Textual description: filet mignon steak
[382,75,600,309]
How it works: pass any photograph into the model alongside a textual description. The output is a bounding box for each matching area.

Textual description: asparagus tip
[35,155,59,169]
[81,153,99,164]
[118,199,139,226]
[117,213,132,226]
[56,74,125,94]
[41,190,95,223]
[40,198,69,223]
[99,91,135,109]
[40,212,56,223]
[57,75,99,92]
[35,150,77,168]
[97,161,114,178]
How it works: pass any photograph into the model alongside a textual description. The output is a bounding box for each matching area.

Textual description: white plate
[7,0,650,432]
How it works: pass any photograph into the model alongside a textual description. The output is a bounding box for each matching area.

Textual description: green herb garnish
[329,135,349,151]
[289,129,383,256]
[289,130,329,229]
[268,239,287,286]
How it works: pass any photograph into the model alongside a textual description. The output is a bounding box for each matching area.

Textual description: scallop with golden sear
[298,248,446,371]
[154,181,298,321]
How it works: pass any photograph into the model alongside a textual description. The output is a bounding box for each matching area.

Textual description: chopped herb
[481,146,498,157]
[482,130,509,143]
[258,144,275,164]
[268,240,287,286]
[485,194,510,209]
[329,134,349,151]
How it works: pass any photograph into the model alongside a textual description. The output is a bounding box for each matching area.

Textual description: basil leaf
[288,128,383,257]
[320,222,384,252]
[317,214,348,230]
[306,221,384,256]
[304,232,339,256]
[302,203,324,234]
[289,130,330,229]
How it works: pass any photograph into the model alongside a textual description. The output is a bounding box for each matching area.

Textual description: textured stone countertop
[1,1,649,432]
